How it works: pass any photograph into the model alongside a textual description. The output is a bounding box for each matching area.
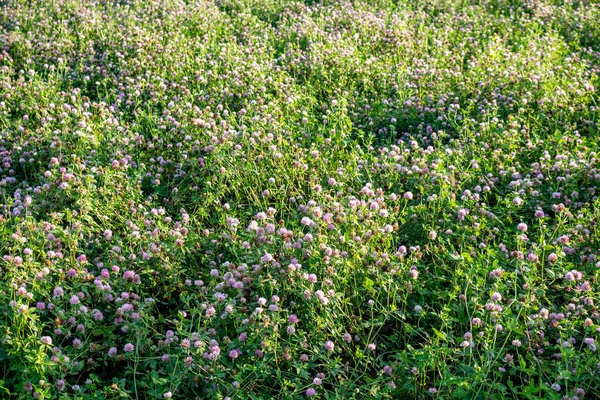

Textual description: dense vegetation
[1,0,599,398]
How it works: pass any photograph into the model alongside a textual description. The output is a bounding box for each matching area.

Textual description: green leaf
[0,348,9,362]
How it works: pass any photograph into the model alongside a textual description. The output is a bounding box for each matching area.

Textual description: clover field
[1,0,600,399]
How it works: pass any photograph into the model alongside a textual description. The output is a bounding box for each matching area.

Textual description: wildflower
[260,253,273,263]
[534,210,545,218]
[301,217,315,227]
[408,266,419,279]
[585,338,596,351]
[123,343,134,352]
[564,271,575,281]
[324,341,335,351]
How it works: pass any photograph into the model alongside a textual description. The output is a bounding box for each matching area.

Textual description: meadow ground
[0,0,599,398]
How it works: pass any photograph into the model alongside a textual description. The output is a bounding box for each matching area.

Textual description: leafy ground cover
[1,0,599,398]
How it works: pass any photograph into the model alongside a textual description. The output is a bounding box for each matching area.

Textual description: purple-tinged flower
[324,340,335,351]
[260,253,273,263]
[565,272,575,281]
[301,217,315,227]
